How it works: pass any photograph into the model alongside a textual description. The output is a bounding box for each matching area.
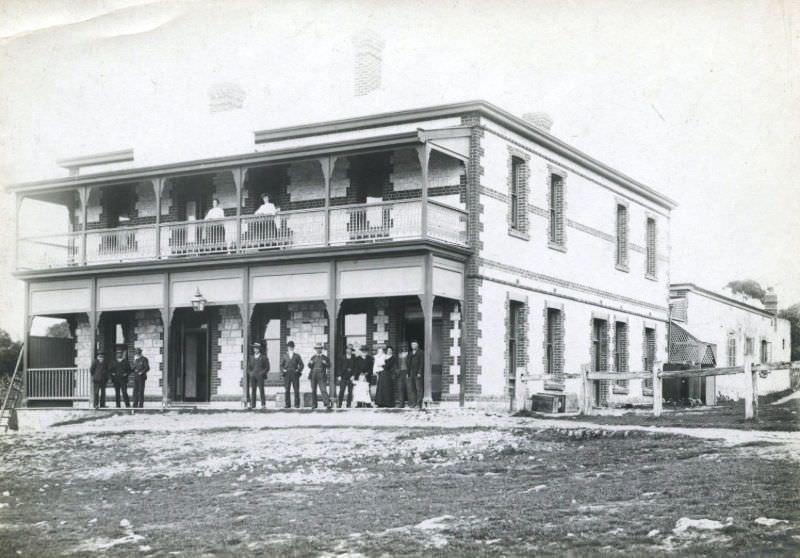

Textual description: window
[510,156,526,232]
[546,308,563,378]
[344,313,367,349]
[646,217,656,277]
[616,204,628,268]
[783,339,786,350]
[644,327,656,388]
[760,340,769,364]
[592,319,608,372]
[727,337,736,367]
[549,174,565,247]
[614,321,629,388]
[508,301,525,408]
[264,320,281,373]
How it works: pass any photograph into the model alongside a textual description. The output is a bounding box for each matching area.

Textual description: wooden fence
[579,360,799,420]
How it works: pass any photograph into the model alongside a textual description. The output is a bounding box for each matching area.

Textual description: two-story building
[11,100,676,411]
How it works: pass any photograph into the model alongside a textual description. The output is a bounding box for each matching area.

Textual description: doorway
[172,309,211,402]
[403,316,443,401]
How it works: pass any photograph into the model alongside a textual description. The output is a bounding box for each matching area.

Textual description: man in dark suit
[408,340,424,409]
[110,350,131,408]
[307,342,332,410]
[131,347,150,408]
[90,353,109,409]
[247,342,270,409]
[280,340,304,408]
[337,344,356,408]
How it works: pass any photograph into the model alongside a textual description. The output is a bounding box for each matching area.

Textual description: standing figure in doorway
[111,350,131,408]
[90,352,109,409]
[408,340,425,409]
[352,345,373,407]
[395,347,410,407]
[375,345,396,407]
[248,342,270,409]
[307,343,332,410]
[132,347,150,408]
[337,344,356,408]
[280,340,304,408]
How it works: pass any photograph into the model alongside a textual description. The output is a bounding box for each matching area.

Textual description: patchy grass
[0,415,798,557]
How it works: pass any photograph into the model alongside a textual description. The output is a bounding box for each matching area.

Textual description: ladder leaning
[0,345,25,433]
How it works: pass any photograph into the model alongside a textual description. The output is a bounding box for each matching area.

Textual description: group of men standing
[90,348,150,409]
[245,339,425,410]
[247,340,333,409]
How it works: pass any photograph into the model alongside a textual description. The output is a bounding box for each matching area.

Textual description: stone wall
[286,301,328,358]
[215,305,244,398]
[132,310,164,396]
[74,314,93,370]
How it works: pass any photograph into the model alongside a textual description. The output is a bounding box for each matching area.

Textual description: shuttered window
[510,157,526,232]
[727,337,737,367]
[546,308,563,378]
[549,174,565,246]
[646,217,656,277]
[616,204,628,268]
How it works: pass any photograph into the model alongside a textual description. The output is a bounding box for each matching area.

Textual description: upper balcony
[14,144,469,274]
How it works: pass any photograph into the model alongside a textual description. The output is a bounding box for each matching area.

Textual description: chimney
[522,111,554,133]
[763,287,778,315]
[352,29,385,97]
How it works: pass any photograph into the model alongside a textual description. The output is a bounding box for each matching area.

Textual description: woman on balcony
[203,198,226,250]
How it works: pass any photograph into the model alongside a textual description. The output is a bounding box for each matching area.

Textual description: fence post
[743,359,754,420]
[582,365,593,415]
[652,361,663,417]
[751,362,759,420]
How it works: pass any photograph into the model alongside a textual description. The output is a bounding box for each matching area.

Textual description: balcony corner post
[321,157,333,246]
[416,144,431,238]
[234,168,243,254]
[80,186,89,266]
[154,178,163,259]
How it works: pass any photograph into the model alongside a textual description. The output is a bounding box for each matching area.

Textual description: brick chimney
[352,29,385,96]
[522,111,554,133]
[763,287,778,315]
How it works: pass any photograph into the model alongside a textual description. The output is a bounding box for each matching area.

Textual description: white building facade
[669,283,792,402]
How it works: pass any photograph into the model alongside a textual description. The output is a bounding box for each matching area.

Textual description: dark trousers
[132,375,146,408]
[250,375,266,408]
[395,372,416,407]
[92,381,107,408]
[283,374,300,408]
[113,379,130,408]
[415,375,424,408]
[337,378,353,407]
[309,372,331,408]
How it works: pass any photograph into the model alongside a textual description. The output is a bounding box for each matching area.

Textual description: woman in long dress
[375,346,396,407]
[371,346,386,403]
[352,345,373,407]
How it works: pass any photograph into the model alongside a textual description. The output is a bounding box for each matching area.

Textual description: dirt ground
[1,410,799,557]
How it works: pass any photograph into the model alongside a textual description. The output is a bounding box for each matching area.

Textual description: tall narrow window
[592,318,609,405]
[646,217,656,277]
[546,308,562,378]
[727,337,737,367]
[616,204,628,268]
[760,340,769,364]
[510,157,526,232]
[264,319,281,375]
[508,301,525,408]
[549,174,565,247]
[644,327,656,388]
[614,321,629,388]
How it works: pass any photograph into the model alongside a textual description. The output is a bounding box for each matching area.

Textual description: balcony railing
[16,199,468,271]
[26,368,91,401]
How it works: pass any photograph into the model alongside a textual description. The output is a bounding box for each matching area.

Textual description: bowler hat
[286,340,295,348]
[314,342,323,349]
[251,342,262,348]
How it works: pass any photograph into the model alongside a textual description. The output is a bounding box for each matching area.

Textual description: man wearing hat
[336,344,356,408]
[280,340,304,408]
[132,347,150,408]
[90,352,109,409]
[247,342,270,409]
[110,349,132,408]
[307,342,332,409]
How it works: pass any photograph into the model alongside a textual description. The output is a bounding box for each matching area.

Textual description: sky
[0,0,798,339]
